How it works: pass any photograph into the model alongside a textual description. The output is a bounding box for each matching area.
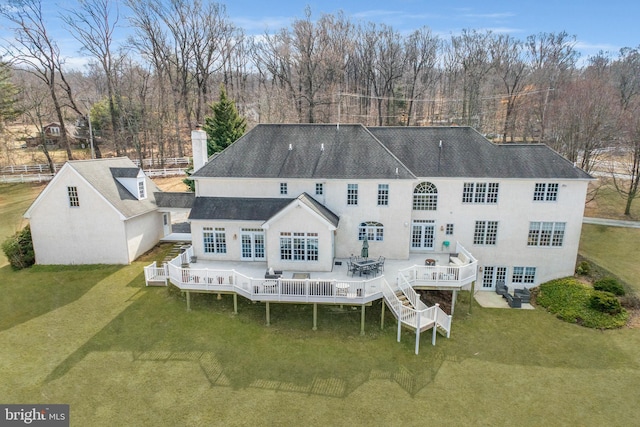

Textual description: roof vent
[439,140,443,148]
[321,143,324,151]
[289,143,293,151]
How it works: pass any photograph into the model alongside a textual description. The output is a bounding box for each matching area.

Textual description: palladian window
[413,182,438,210]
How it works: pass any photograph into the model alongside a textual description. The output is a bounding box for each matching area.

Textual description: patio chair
[347,261,357,277]
[377,256,385,272]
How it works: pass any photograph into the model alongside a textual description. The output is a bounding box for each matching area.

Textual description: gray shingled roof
[193,124,592,180]
[369,127,592,179]
[189,193,339,227]
[110,167,140,178]
[154,192,195,209]
[191,124,415,180]
[297,193,339,228]
[189,197,293,221]
[68,157,160,219]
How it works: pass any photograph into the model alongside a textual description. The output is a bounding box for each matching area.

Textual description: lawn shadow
[0,264,124,331]
[45,288,451,398]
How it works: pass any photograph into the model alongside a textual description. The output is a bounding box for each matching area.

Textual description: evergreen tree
[203,85,246,155]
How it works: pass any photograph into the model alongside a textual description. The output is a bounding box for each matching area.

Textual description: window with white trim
[347,183,358,205]
[315,183,323,195]
[533,182,559,201]
[462,182,499,204]
[67,186,79,207]
[203,227,227,253]
[512,266,536,284]
[137,179,146,199]
[280,232,318,261]
[413,182,438,210]
[527,222,565,247]
[359,221,384,241]
[473,220,498,245]
[445,223,454,235]
[280,182,288,195]
[377,184,389,206]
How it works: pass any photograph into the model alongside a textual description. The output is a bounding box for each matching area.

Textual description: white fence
[0,157,190,175]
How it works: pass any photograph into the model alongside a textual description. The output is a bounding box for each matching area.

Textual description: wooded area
[1,0,640,212]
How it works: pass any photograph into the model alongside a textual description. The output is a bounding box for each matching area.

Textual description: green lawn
[0,183,44,266]
[1,183,639,425]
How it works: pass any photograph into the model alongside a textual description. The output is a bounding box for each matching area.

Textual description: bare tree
[402,27,439,126]
[525,31,578,143]
[1,0,82,159]
[450,29,494,128]
[489,35,528,142]
[63,0,123,155]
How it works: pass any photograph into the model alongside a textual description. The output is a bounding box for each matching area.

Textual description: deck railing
[159,246,383,304]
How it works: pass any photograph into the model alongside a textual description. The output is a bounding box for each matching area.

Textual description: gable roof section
[25,157,160,220]
[155,192,195,209]
[68,158,160,218]
[191,124,415,180]
[188,193,339,229]
[368,126,593,179]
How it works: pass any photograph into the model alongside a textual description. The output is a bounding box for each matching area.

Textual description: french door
[411,220,435,250]
[240,229,265,261]
[482,266,507,289]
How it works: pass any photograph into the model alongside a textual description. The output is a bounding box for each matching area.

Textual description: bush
[589,291,623,315]
[575,260,591,275]
[536,278,628,329]
[1,225,35,270]
[593,277,625,296]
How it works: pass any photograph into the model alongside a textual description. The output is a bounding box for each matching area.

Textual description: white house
[24,157,164,265]
[186,124,593,290]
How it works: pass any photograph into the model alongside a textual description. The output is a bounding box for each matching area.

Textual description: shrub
[537,278,628,329]
[575,260,591,275]
[593,277,625,296]
[589,291,623,315]
[1,225,35,270]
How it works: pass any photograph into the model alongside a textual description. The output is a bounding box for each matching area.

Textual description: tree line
[1,0,640,213]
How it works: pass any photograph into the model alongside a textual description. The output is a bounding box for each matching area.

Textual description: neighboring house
[188,124,593,289]
[24,157,164,265]
[25,122,65,148]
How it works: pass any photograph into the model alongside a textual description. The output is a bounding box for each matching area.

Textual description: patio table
[352,259,379,276]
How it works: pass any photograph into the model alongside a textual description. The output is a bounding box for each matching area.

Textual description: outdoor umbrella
[361,236,369,259]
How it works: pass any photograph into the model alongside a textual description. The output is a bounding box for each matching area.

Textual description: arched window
[413,182,438,210]
[359,221,384,241]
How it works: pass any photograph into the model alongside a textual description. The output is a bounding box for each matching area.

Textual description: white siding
[124,212,164,262]
[193,175,590,285]
[29,167,129,264]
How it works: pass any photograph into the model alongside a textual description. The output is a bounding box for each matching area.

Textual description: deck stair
[382,274,452,354]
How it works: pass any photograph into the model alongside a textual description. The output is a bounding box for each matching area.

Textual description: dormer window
[111,167,147,200]
[138,179,146,199]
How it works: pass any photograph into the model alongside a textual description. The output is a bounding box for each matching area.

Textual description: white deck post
[186,291,191,311]
[397,310,402,342]
[380,301,385,330]
[415,311,421,355]
[432,304,439,345]
[313,303,318,331]
[451,289,457,315]
[360,305,366,336]
[233,294,238,314]
[266,302,270,326]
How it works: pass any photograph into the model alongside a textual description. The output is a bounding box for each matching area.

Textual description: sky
[1,0,639,70]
